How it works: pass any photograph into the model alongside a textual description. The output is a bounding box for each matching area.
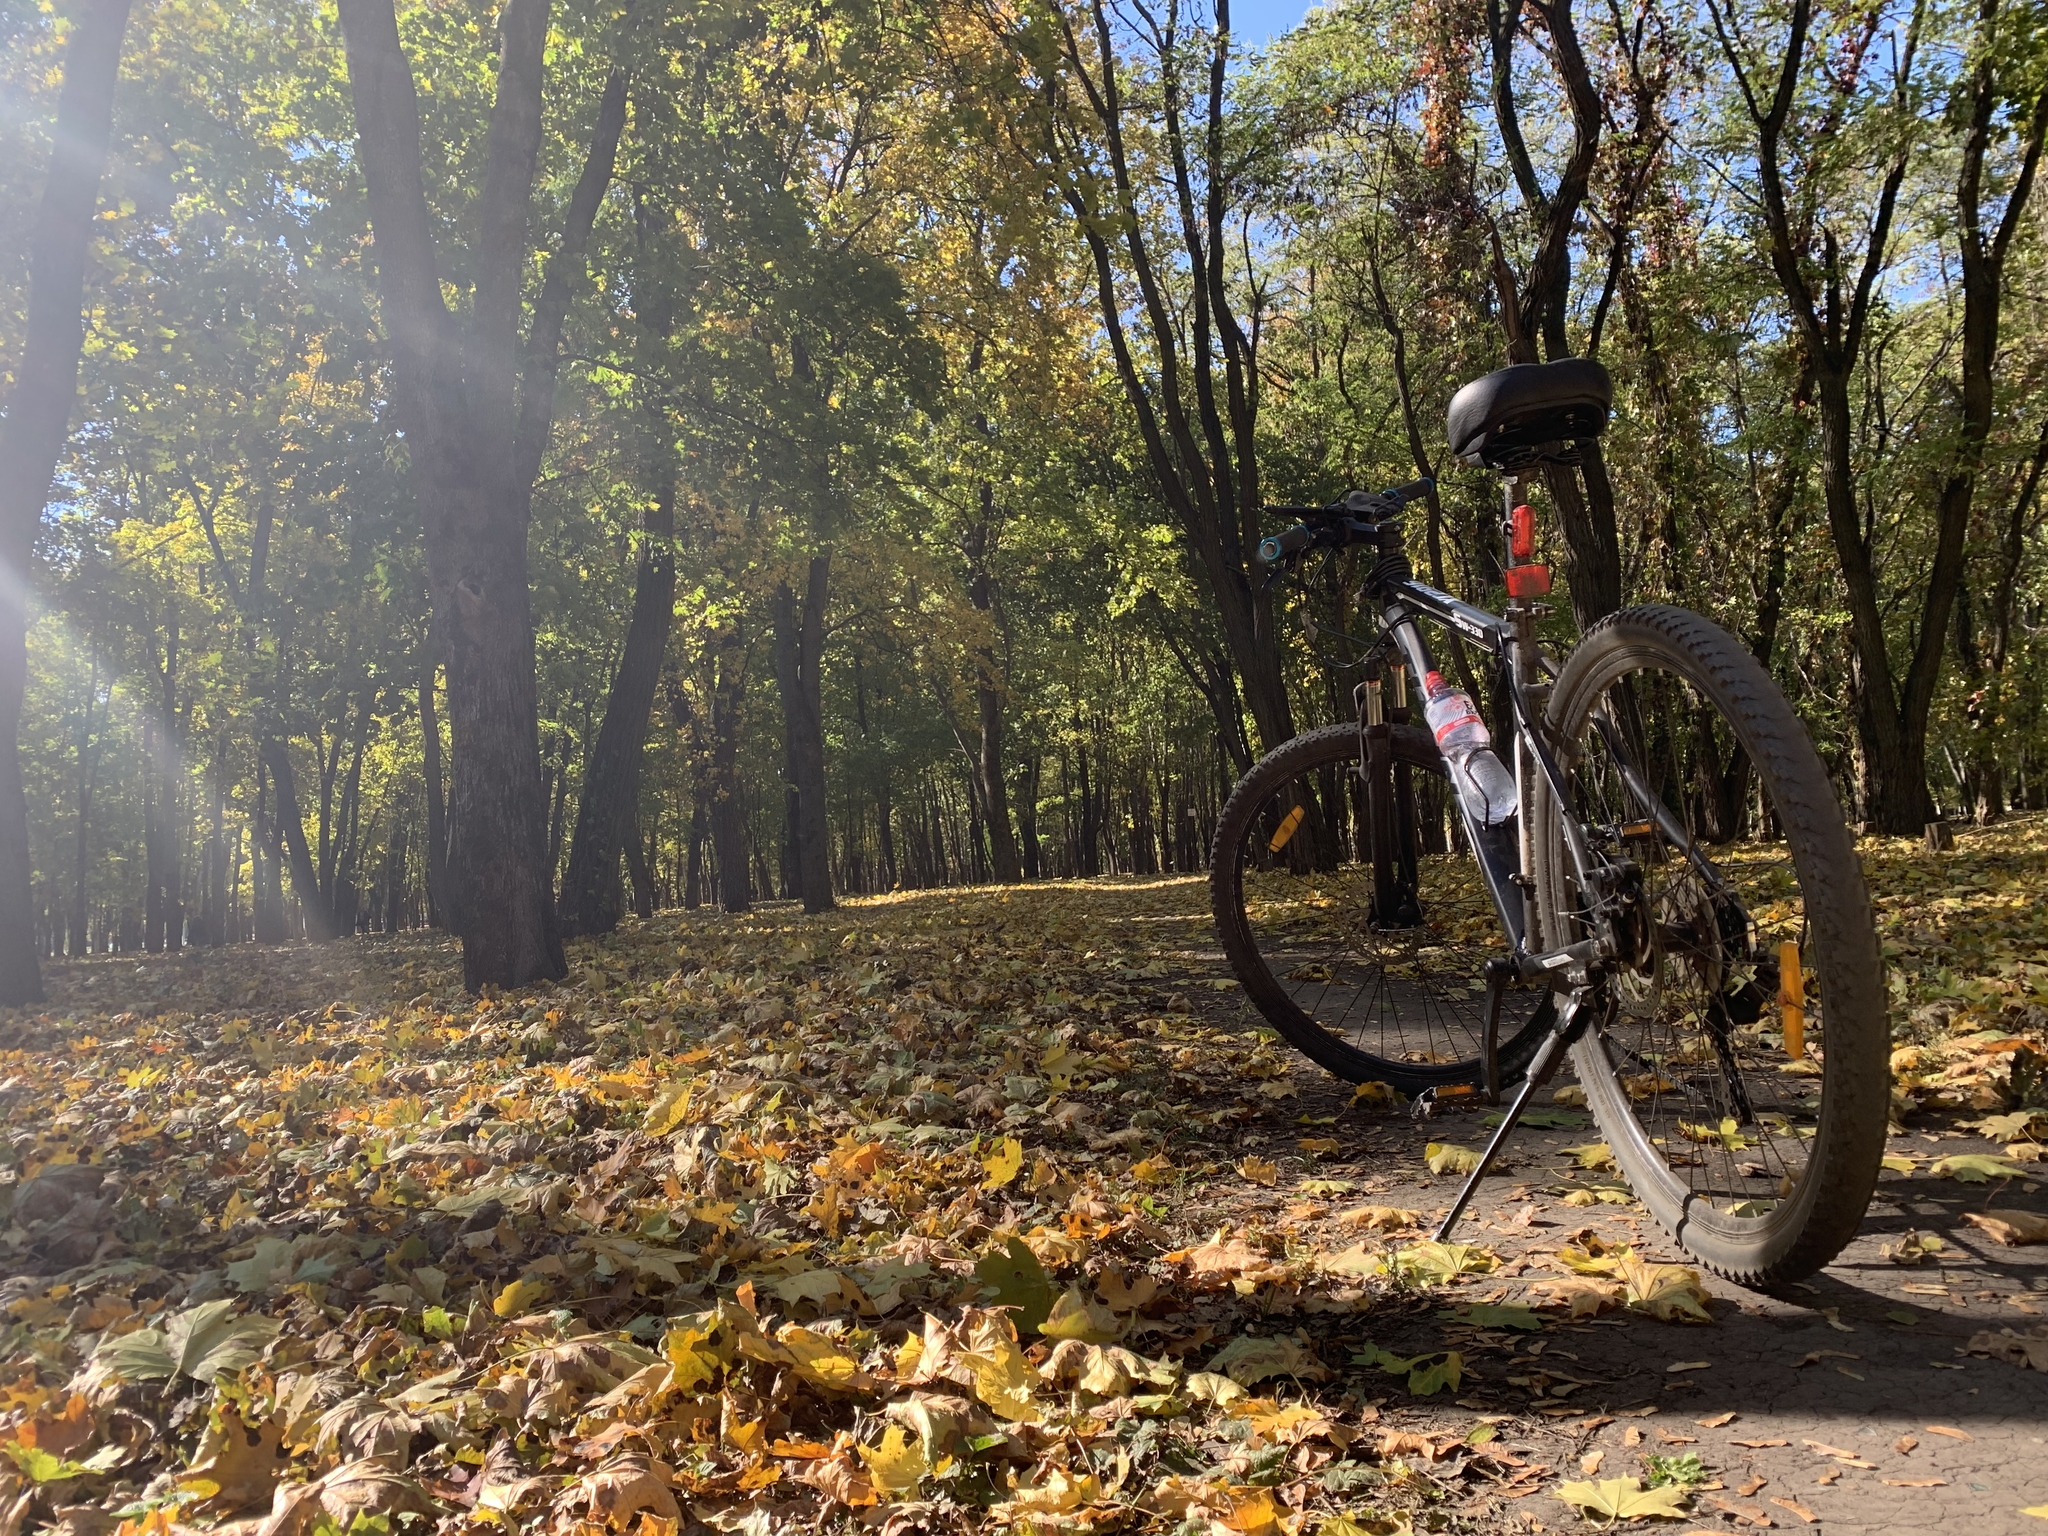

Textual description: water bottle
[1420,670,1519,826]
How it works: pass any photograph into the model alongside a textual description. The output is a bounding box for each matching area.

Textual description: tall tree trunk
[418,657,451,926]
[251,763,285,943]
[338,0,619,989]
[1710,0,1934,830]
[69,652,98,957]
[964,509,1022,883]
[0,0,132,999]
[150,620,183,953]
[709,633,750,914]
[1034,2,1290,754]
[684,793,706,909]
[1017,753,1041,880]
[623,805,655,921]
[331,690,372,934]
[1939,9,2047,825]
[203,738,227,945]
[262,738,333,941]
[877,771,898,888]
[772,556,834,912]
[558,468,678,936]
[143,717,161,952]
[1485,0,1623,628]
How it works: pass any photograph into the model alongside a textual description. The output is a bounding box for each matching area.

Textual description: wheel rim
[1232,747,1549,1077]
[1556,661,1823,1224]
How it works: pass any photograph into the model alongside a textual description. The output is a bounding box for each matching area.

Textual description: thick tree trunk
[684,794,706,909]
[339,0,605,990]
[0,0,133,999]
[418,659,451,927]
[1483,0,1623,628]
[964,511,1021,884]
[251,763,286,943]
[709,635,750,914]
[772,556,834,912]
[558,471,678,936]
[623,806,655,920]
[203,739,227,945]
[1812,369,1927,831]
[1017,754,1041,880]
[69,657,98,957]
[262,738,334,941]
[877,771,898,888]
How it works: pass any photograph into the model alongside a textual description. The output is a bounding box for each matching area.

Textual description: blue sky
[1231,0,1314,49]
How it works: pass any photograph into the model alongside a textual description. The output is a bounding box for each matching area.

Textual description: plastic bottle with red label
[1420,670,1519,826]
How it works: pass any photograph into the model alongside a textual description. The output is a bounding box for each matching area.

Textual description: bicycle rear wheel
[1211,723,1552,1093]
[1531,606,1886,1285]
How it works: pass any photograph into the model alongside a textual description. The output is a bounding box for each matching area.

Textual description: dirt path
[1127,861,2048,1536]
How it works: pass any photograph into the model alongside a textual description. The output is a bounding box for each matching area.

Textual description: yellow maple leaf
[775,1326,864,1392]
[662,1320,727,1392]
[492,1276,552,1317]
[643,1083,693,1137]
[857,1425,927,1496]
[980,1137,1024,1190]
[962,1312,1041,1422]
[1554,1476,1689,1521]
[1237,1156,1280,1185]
[1039,1286,1122,1344]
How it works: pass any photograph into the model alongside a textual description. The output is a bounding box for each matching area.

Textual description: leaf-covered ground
[5,819,2048,1536]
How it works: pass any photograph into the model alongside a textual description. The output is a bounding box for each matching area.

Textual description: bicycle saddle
[1447,357,1612,468]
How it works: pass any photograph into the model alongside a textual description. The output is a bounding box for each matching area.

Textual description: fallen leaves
[1351,1343,1463,1397]
[85,1301,281,1388]
[1961,1208,2048,1244]
[1206,1332,1330,1386]
[1424,1142,1481,1175]
[1236,1155,1280,1186]
[979,1135,1024,1189]
[1554,1476,1691,1522]
[0,856,2041,1536]
[1929,1153,2026,1183]
[1963,1322,2048,1370]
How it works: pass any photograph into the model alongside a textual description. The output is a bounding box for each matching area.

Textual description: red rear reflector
[1505,563,1551,597]
[1510,503,1536,562]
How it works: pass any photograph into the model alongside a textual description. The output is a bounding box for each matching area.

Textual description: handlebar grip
[1388,476,1435,505]
[1258,523,1313,565]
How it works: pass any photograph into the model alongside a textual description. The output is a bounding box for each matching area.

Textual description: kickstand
[1433,993,1592,1243]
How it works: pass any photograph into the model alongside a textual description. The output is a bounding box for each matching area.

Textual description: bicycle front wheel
[1211,723,1553,1093]
[1531,606,1887,1285]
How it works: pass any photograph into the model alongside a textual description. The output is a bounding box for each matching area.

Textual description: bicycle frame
[1370,571,1607,975]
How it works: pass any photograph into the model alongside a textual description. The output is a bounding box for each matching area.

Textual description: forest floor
[5,819,2048,1536]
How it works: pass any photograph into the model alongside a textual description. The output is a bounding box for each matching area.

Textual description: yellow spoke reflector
[1778,940,1805,1058]
[1269,804,1306,853]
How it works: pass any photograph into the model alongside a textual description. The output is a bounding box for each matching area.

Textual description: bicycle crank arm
[1433,992,1602,1243]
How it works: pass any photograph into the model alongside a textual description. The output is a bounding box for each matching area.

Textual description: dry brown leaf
[1962,1209,2048,1245]
[1336,1204,1422,1231]
[796,1450,876,1507]
[176,1404,291,1514]
[1963,1322,2048,1370]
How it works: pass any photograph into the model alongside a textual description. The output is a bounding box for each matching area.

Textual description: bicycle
[1209,357,1886,1284]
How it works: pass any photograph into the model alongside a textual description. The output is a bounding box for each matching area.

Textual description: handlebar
[1256,478,1434,566]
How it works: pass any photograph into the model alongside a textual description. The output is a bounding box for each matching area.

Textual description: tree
[0,0,132,1001]
[1707,0,1937,830]
[1002,0,1298,756]
[336,0,619,986]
